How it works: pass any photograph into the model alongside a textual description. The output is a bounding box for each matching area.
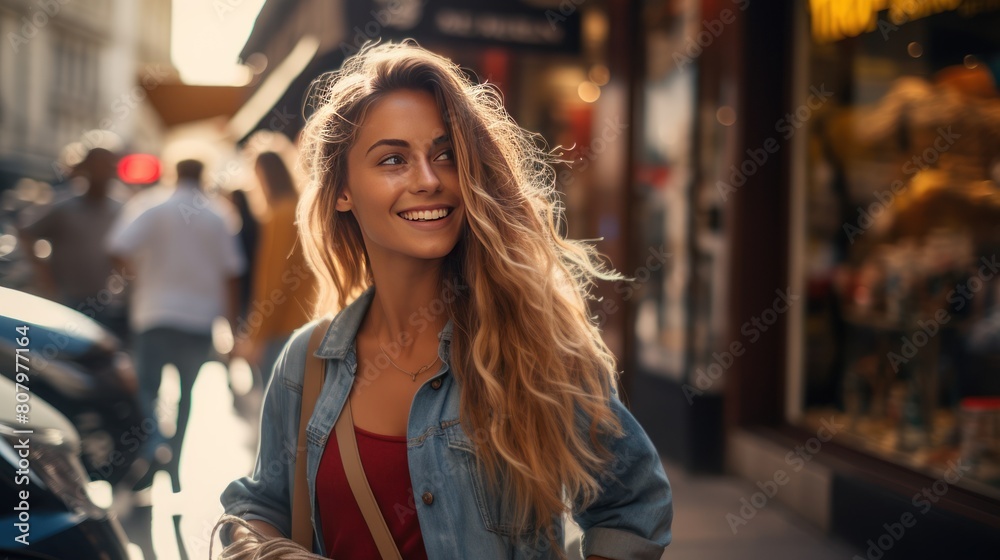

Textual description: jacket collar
[313,284,454,360]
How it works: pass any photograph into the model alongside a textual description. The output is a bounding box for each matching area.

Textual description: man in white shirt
[107,159,245,492]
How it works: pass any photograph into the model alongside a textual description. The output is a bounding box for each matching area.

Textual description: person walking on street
[18,147,128,338]
[233,151,317,387]
[107,159,245,492]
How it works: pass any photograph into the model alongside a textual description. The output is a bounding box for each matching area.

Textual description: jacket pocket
[442,420,523,537]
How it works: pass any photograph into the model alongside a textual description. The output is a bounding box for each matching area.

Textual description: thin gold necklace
[376,338,439,382]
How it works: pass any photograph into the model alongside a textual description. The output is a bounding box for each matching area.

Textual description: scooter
[0,287,149,487]
[0,374,132,559]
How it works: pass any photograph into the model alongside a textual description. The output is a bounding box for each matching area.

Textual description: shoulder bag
[291,319,404,560]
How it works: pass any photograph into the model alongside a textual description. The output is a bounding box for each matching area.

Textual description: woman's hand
[212,516,328,559]
[229,519,284,543]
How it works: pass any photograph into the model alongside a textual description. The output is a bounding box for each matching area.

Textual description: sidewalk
[661,461,854,559]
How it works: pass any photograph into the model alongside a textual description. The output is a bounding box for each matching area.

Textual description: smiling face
[337,89,465,267]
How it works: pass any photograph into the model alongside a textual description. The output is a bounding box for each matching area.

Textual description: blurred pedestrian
[229,188,259,321]
[18,147,129,338]
[107,159,245,492]
[233,151,316,387]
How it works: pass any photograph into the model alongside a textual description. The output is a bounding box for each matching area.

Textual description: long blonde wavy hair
[298,41,625,548]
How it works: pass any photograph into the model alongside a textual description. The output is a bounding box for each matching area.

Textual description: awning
[146,83,252,128]
[227,35,320,141]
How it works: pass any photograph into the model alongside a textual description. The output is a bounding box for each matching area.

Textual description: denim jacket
[221,286,673,559]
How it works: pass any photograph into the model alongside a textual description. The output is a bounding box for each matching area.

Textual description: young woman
[219,41,672,559]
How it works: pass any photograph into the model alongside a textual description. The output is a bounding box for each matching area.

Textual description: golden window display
[802,57,1000,497]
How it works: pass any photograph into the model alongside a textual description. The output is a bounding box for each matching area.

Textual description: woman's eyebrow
[366,135,450,155]
[366,138,409,155]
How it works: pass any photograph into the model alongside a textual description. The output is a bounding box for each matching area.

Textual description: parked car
[0,374,132,559]
[0,287,147,486]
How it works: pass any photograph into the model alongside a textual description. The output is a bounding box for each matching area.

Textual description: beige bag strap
[291,319,331,550]
[336,396,404,560]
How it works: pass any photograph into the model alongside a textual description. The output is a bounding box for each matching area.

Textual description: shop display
[800,7,1000,498]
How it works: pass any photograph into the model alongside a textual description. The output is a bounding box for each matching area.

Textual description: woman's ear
[335,190,352,212]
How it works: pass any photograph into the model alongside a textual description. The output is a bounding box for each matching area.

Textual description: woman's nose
[412,157,442,193]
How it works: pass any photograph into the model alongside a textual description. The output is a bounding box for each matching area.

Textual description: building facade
[632,0,1000,556]
[0,0,173,188]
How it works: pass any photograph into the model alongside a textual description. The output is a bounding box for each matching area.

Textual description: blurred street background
[1,0,1000,559]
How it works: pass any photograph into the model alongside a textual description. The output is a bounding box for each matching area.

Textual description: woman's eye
[379,155,404,166]
[434,149,454,162]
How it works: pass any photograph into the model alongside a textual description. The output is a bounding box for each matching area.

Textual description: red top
[317,425,428,560]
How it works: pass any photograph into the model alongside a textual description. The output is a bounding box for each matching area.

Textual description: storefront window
[633,0,699,382]
[799,2,1000,497]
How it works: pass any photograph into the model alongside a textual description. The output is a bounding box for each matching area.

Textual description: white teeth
[400,208,450,221]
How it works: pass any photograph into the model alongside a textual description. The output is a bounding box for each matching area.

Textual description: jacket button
[422,491,434,505]
[430,378,442,390]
